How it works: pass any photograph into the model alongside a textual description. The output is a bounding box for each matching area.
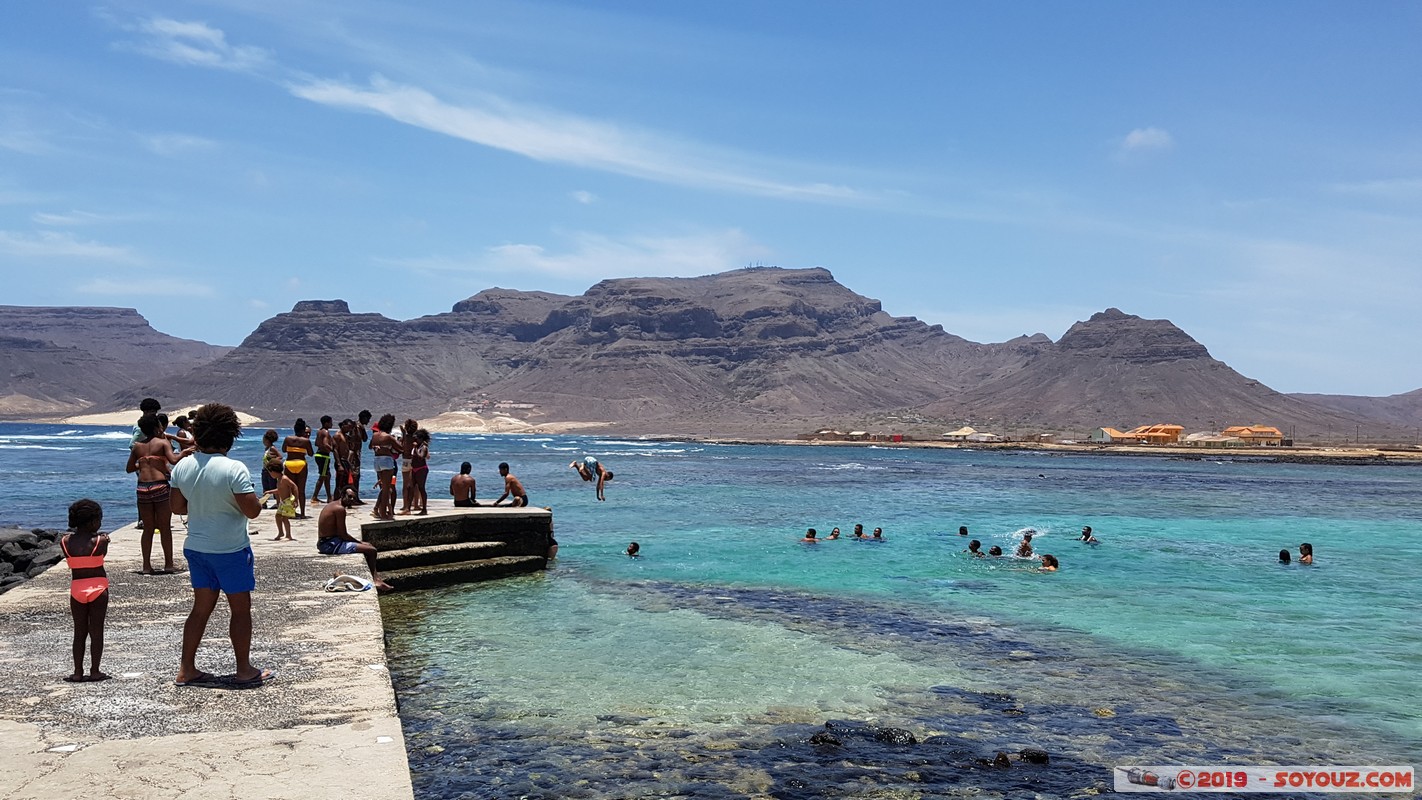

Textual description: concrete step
[381,555,547,592]
[375,540,510,571]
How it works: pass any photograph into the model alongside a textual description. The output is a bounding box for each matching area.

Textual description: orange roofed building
[1125,424,1185,444]
[1222,425,1284,446]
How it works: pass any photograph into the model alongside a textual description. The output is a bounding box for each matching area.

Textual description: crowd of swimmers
[801,523,887,542]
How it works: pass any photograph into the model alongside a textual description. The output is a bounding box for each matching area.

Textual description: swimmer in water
[958,525,969,536]
[852,524,866,539]
[1039,554,1059,572]
[1080,526,1098,544]
[988,546,1003,557]
[828,527,841,540]
[626,541,640,557]
[1015,531,1034,558]
[871,527,885,540]
[1298,542,1313,565]
[801,528,818,543]
[1279,549,1291,564]
[966,539,984,557]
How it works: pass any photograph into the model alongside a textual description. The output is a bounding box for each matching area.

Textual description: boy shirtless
[450,462,478,507]
[570,456,614,501]
[312,416,335,504]
[316,489,392,592]
[493,462,528,507]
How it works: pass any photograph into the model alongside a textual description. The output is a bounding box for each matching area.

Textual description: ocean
[4,422,1419,797]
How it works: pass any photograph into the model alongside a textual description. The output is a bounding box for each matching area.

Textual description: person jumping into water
[570,456,614,501]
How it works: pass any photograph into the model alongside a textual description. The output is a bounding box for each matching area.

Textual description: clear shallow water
[5,423,1420,796]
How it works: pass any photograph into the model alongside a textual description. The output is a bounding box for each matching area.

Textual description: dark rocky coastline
[0,527,63,593]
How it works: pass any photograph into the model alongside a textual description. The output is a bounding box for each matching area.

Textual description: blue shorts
[374,455,396,472]
[185,547,256,594]
[317,537,361,556]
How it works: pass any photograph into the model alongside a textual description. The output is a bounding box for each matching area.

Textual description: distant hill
[922,309,1367,440]
[1290,389,1422,434]
[0,306,230,417]
[101,268,1391,440]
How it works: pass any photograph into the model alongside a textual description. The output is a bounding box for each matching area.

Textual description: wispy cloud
[289,76,864,201]
[120,17,271,73]
[142,133,219,156]
[1115,127,1174,161]
[571,190,598,205]
[32,210,139,226]
[77,277,214,297]
[1330,177,1422,201]
[387,229,770,281]
[0,230,142,264]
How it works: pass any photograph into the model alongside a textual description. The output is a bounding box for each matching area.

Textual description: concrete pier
[0,497,534,800]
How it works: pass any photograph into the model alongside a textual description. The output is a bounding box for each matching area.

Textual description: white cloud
[571,190,598,205]
[387,228,770,281]
[143,133,219,156]
[1121,127,1174,151]
[1330,177,1422,201]
[0,230,142,264]
[1114,127,1175,162]
[289,76,864,202]
[77,277,215,297]
[122,17,271,73]
[32,210,136,226]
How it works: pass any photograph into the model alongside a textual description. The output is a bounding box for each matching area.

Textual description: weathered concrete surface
[0,500,420,800]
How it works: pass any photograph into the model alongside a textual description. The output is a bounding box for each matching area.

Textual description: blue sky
[2,2,1419,395]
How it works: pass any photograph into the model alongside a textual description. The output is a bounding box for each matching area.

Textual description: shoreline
[7,415,1421,466]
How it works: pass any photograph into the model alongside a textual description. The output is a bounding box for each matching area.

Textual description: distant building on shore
[1090,424,1183,444]
[1222,425,1284,446]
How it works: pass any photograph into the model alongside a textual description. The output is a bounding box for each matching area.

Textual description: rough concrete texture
[0,499,421,800]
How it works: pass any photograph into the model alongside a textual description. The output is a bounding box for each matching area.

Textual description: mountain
[1290,389,1422,433]
[0,306,230,416]
[115,269,1040,431]
[921,309,1366,438]
[66,270,1387,440]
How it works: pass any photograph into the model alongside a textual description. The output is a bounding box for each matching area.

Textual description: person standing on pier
[170,403,270,689]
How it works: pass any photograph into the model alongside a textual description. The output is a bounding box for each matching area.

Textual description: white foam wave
[0,444,81,451]
[0,431,131,442]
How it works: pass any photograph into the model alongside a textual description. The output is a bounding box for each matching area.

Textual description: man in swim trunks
[493,462,528,507]
[450,461,478,507]
[126,413,184,574]
[312,415,335,504]
[348,411,371,504]
[317,488,393,592]
[170,403,269,688]
[333,419,353,499]
[570,456,614,501]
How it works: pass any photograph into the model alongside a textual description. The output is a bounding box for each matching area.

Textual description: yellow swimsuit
[285,446,308,474]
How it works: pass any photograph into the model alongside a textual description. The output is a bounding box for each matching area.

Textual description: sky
[2,2,1420,396]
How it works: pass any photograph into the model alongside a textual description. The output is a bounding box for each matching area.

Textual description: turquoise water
[5,424,1420,796]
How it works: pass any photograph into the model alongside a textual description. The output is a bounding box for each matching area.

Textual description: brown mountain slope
[97,272,1381,440]
[1290,389,1422,431]
[113,268,1036,427]
[920,309,1367,438]
[0,306,229,417]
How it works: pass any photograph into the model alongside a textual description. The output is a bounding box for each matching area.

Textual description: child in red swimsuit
[61,498,111,682]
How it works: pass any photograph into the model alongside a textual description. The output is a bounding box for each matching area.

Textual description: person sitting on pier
[317,488,393,593]
[450,462,478,507]
[493,462,528,507]
[570,456,614,501]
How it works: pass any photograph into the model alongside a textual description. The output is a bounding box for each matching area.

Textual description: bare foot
[273,535,284,541]
[87,671,111,682]
[374,579,394,593]
[64,673,86,683]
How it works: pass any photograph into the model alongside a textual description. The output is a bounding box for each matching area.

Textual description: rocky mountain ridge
[0,306,230,416]
[95,267,1402,439]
